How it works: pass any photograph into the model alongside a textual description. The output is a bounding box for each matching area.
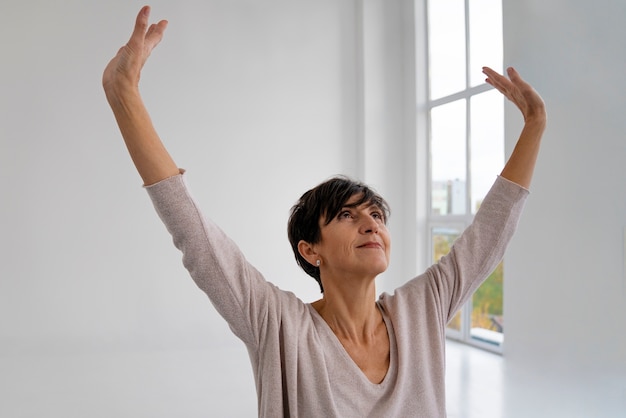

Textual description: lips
[357,241,383,249]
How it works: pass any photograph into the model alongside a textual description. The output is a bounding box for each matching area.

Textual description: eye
[338,210,353,219]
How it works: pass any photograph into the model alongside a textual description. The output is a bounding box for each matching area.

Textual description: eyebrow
[343,201,382,210]
[324,195,388,225]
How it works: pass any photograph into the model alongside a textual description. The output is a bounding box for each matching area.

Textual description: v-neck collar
[307,302,397,387]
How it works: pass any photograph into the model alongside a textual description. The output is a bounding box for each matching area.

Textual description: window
[425,0,505,351]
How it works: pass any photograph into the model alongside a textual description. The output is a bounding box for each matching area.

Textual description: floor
[445,340,506,418]
[445,340,625,418]
[1,340,623,417]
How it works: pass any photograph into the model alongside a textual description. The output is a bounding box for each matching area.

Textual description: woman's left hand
[482,66,546,124]
[487,66,546,189]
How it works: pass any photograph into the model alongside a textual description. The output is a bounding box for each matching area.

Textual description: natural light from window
[427,0,504,351]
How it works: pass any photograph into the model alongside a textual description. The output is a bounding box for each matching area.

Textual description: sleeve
[145,172,275,347]
[426,176,529,323]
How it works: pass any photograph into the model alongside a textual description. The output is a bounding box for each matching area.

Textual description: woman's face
[315,194,391,280]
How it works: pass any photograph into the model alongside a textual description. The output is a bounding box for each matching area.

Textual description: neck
[312,278,381,341]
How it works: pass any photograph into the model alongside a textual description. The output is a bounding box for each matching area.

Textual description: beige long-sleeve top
[146,174,528,417]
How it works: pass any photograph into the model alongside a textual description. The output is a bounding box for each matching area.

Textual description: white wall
[1,0,359,341]
[0,0,364,416]
[1,0,624,416]
[502,0,626,414]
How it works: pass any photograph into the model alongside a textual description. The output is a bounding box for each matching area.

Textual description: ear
[297,240,319,267]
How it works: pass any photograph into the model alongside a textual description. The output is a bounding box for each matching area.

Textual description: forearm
[146,174,268,346]
[500,116,546,189]
[433,176,529,319]
[106,86,179,186]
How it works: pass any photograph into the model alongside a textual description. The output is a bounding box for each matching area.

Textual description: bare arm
[103,6,179,186]
[483,67,547,189]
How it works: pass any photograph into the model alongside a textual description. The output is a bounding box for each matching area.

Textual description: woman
[103,6,546,417]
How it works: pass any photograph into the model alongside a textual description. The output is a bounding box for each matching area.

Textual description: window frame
[422,0,505,354]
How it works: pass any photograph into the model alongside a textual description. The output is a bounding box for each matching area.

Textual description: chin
[372,262,389,276]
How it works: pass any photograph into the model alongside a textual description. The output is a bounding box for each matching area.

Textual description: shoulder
[378,271,435,311]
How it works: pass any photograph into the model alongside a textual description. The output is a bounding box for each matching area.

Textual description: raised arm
[483,67,547,189]
[103,6,179,186]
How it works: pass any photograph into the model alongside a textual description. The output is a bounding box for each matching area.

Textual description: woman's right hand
[102,6,168,99]
[102,6,179,185]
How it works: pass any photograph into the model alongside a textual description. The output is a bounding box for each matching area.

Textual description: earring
[316,260,321,267]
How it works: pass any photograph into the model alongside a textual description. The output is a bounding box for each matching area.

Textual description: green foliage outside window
[435,232,503,333]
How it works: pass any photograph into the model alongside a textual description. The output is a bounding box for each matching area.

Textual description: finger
[506,67,529,85]
[505,68,536,98]
[482,67,507,87]
[508,68,546,113]
[482,67,513,96]
[482,66,504,80]
[145,20,168,50]
[506,66,519,79]
[482,66,499,77]
[129,6,151,45]
[506,67,532,91]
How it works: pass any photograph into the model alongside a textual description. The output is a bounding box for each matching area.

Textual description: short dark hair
[287,176,390,293]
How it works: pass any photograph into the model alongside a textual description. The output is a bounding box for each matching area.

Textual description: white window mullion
[464,0,471,216]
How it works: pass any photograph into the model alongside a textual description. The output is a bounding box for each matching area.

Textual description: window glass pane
[469,0,503,86]
[448,311,462,332]
[431,100,466,215]
[471,262,504,346]
[469,90,504,213]
[432,227,460,262]
[428,0,466,99]
[432,227,462,332]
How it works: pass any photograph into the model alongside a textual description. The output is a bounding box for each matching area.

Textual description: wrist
[104,81,141,108]
[524,113,547,128]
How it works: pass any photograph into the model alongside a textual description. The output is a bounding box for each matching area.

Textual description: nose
[360,215,379,234]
